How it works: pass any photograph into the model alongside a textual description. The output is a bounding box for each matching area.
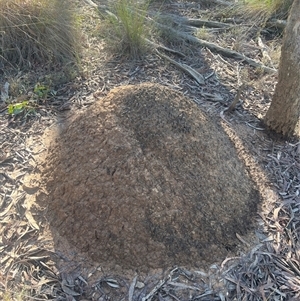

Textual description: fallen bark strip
[257,36,275,69]
[84,0,109,12]
[155,23,277,74]
[226,83,245,113]
[257,36,271,60]
[172,16,231,29]
[156,50,205,85]
[184,15,286,32]
[222,18,286,31]
[84,0,97,8]
[182,18,231,28]
[152,12,232,29]
[144,38,185,57]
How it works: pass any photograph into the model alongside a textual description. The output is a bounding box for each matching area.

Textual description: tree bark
[264,0,300,137]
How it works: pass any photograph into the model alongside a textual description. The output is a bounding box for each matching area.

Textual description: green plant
[7,100,36,117]
[6,80,55,117]
[104,0,150,58]
[0,0,80,68]
[34,83,50,99]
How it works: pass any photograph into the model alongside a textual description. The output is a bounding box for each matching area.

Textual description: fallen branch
[155,23,277,74]
[156,50,205,85]
[144,38,185,57]
[154,13,232,29]
[186,13,286,31]
[182,18,231,28]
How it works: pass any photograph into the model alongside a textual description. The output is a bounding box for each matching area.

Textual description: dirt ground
[1,0,300,301]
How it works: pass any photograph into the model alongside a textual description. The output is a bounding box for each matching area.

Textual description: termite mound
[43,83,259,272]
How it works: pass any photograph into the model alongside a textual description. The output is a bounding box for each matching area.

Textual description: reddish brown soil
[43,83,260,272]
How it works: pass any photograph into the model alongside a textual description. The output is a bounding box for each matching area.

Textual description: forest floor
[0,0,300,301]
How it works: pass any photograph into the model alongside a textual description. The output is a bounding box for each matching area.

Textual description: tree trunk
[264,0,300,137]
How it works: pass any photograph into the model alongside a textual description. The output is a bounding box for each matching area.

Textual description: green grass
[104,0,150,59]
[0,0,80,68]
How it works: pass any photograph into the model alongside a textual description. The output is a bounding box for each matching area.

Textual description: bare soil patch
[42,83,260,272]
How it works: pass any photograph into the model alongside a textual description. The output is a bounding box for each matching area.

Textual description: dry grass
[238,0,293,30]
[195,27,213,41]
[243,0,292,19]
[0,288,28,301]
[0,0,80,68]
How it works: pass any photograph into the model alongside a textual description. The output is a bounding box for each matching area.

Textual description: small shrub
[0,0,80,68]
[104,0,150,59]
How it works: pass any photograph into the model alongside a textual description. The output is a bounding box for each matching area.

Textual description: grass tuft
[196,27,213,41]
[104,0,150,59]
[0,0,80,68]
[242,0,293,20]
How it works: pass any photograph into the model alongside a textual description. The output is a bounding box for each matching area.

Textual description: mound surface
[44,83,259,271]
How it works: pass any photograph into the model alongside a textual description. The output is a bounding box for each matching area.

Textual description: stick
[144,39,185,57]
[156,50,205,85]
